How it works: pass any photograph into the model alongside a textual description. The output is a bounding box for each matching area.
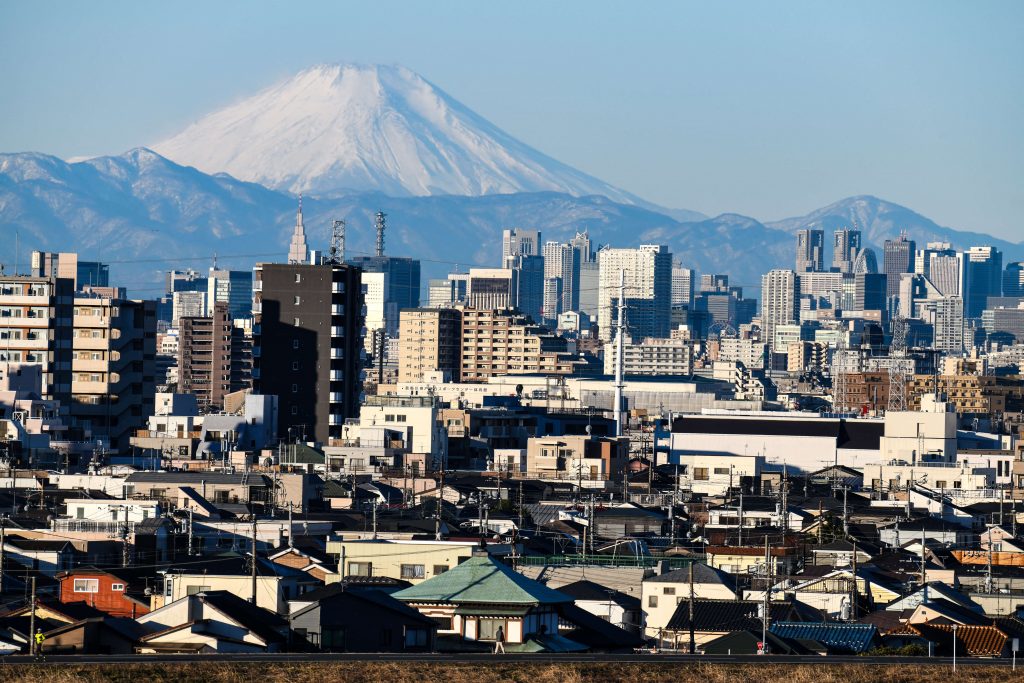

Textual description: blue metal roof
[769,621,878,654]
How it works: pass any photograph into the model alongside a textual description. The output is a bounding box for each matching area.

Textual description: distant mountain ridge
[1,149,1019,298]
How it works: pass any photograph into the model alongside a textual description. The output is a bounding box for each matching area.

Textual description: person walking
[33,629,45,660]
[493,625,505,654]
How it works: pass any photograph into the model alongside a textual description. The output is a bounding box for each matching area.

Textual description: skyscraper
[832,229,862,274]
[207,267,253,320]
[883,234,916,300]
[501,228,541,267]
[287,196,310,265]
[915,242,964,298]
[964,246,1002,318]
[761,269,798,350]
[672,265,694,309]
[933,296,964,354]
[509,254,544,323]
[597,245,673,342]
[1004,262,1024,298]
[542,240,580,315]
[796,229,825,272]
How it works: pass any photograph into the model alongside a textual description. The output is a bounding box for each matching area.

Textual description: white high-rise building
[761,270,798,350]
[933,296,965,354]
[287,196,310,265]
[597,245,672,342]
[672,266,694,309]
[542,240,579,315]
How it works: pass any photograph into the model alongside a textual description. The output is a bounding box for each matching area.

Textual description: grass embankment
[0,662,1021,683]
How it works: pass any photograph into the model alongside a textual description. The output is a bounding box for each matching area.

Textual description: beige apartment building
[397,308,462,383]
[460,308,582,382]
[908,374,1014,416]
[71,289,156,450]
[510,435,627,481]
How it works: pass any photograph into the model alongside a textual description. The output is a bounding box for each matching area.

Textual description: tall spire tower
[287,194,310,264]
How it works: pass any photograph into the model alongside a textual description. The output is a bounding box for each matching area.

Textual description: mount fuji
[152,63,667,209]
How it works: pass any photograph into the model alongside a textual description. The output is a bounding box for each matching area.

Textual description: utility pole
[738,489,744,547]
[250,514,258,604]
[613,269,626,437]
[762,535,771,652]
[372,499,379,540]
[688,561,696,654]
[850,541,858,621]
[435,469,445,541]
[288,503,294,549]
[28,576,36,657]
[518,482,524,531]
[121,521,130,567]
[0,516,5,595]
[187,509,194,557]
[842,486,849,538]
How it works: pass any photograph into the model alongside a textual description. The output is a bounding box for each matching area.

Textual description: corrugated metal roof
[770,621,878,654]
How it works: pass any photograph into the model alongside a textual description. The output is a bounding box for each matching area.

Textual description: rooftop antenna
[330,219,346,264]
[375,211,387,257]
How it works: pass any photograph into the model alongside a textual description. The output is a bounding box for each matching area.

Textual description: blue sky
[1,1,1021,239]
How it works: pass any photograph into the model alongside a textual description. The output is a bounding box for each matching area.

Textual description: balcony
[332,283,345,294]
[331,304,345,315]
[330,348,344,359]
[329,414,344,426]
[330,370,344,381]
[329,392,344,402]
[330,326,345,338]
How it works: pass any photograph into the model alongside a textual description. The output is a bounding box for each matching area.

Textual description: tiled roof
[556,580,641,609]
[665,599,805,632]
[893,622,1008,656]
[770,621,878,654]
[393,553,571,605]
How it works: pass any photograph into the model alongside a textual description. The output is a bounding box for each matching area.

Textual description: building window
[478,619,506,641]
[432,565,449,575]
[292,339,300,350]
[294,296,301,305]
[73,579,99,593]
[291,406,298,416]
[292,361,299,370]
[294,317,301,326]
[713,468,731,475]
[186,585,211,595]
[648,595,658,608]
[663,587,675,595]
[111,583,125,591]
[405,628,428,648]
[693,468,709,481]
[291,384,298,393]
[400,564,425,580]
[348,561,372,577]
[295,274,302,283]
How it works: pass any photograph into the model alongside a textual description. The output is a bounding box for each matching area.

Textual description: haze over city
[0,2,1023,677]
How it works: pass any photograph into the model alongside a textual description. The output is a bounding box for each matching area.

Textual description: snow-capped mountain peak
[152,62,639,201]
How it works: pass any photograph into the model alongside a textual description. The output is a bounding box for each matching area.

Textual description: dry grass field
[0,661,1020,683]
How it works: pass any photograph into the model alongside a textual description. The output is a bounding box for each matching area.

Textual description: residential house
[393,549,574,651]
[289,587,437,652]
[56,568,152,618]
[641,564,738,638]
[136,590,290,653]
[557,579,642,634]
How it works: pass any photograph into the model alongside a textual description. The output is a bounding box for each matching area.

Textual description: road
[0,653,1014,666]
